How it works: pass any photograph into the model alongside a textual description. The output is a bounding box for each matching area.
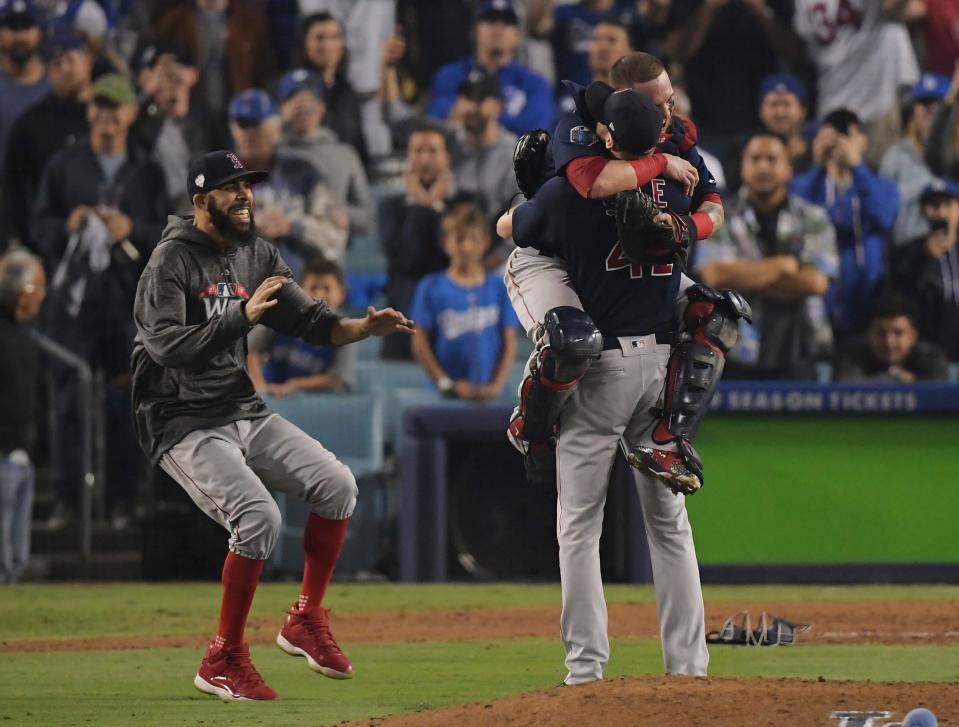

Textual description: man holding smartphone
[791,108,900,338]
[890,178,959,362]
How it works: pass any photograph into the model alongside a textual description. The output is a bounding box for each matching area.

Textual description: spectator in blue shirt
[791,108,900,336]
[247,256,356,395]
[427,0,554,136]
[411,202,518,400]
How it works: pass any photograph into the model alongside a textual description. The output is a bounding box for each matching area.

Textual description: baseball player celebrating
[504,90,746,685]
[131,150,414,701]
[503,52,736,494]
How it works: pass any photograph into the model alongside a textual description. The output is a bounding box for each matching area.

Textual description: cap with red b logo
[187,150,269,199]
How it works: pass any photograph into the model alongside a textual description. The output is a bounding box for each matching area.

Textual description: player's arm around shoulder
[687,144,726,237]
[696,197,725,236]
[500,176,567,247]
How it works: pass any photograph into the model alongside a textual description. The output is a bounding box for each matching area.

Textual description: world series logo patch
[198,281,250,318]
[569,125,599,146]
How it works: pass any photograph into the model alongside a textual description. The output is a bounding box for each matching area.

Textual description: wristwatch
[437,376,454,395]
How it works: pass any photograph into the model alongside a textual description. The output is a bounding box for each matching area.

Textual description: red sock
[216,551,264,647]
[297,514,349,612]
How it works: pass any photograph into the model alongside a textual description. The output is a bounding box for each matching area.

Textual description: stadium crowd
[1,0,958,577]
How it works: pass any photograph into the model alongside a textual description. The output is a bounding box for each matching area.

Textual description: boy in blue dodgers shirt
[248,257,356,396]
[411,202,519,400]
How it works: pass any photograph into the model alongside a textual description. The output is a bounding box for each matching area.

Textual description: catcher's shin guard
[652,285,752,447]
[509,307,603,447]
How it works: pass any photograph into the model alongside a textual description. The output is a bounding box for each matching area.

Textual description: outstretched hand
[364,306,415,337]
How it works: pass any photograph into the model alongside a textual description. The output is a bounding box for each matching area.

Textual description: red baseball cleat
[627,446,702,495]
[194,640,278,701]
[276,606,353,679]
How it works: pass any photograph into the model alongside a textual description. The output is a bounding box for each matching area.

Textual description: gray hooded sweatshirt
[131,216,341,463]
[279,127,373,234]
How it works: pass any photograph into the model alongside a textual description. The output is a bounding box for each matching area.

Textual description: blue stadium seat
[345,231,387,274]
[354,359,427,395]
[263,392,383,477]
[355,334,383,361]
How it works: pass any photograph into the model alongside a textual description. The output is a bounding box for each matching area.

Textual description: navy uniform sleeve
[512,177,567,251]
[550,112,608,175]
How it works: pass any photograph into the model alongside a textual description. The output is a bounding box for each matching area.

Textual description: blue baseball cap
[228,89,278,124]
[912,72,950,103]
[42,29,86,58]
[758,73,806,107]
[0,0,39,27]
[477,0,519,24]
[920,178,959,205]
[277,68,326,104]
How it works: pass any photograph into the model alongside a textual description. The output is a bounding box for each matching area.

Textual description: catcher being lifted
[503,78,752,495]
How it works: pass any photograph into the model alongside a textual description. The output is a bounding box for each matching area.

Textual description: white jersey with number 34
[794,0,918,122]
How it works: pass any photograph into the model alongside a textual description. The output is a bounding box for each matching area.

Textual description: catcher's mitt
[613,188,688,265]
[513,129,551,199]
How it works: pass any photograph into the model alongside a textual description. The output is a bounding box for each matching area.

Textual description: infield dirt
[2,599,956,652]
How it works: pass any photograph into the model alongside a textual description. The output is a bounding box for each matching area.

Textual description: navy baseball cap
[912,72,950,103]
[920,178,959,205]
[228,89,278,125]
[0,0,39,27]
[135,39,195,71]
[187,150,269,200]
[277,68,326,103]
[477,0,519,24]
[586,82,663,156]
[758,73,806,106]
[43,29,86,58]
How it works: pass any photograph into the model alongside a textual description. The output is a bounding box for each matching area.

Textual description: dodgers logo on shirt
[569,125,598,146]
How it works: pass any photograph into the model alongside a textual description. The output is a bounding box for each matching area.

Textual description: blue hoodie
[427,59,555,136]
[790,163,899,335]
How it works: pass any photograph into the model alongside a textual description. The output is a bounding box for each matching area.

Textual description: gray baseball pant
[557,338,709,684]
[159,413,357,560]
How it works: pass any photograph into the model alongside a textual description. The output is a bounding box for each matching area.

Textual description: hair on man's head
[303,256,345,285]
[609,52,665,88]
[822,108,861,135]
[442,202,489,239]
[871,290,920,328]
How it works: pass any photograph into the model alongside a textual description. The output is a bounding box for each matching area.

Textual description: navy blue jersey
[512,176,680,338]
[546,84,720,213]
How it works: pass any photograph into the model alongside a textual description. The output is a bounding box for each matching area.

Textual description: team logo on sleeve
[198,281,250,318]
[570,125,599,146]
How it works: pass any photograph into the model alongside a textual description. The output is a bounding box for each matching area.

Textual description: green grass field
[1,583,957,726]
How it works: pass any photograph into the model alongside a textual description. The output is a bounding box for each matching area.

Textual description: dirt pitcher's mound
[357,675,958,727]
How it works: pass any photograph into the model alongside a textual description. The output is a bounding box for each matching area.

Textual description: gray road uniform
[131,217,357,560]
[512,177,709,684]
